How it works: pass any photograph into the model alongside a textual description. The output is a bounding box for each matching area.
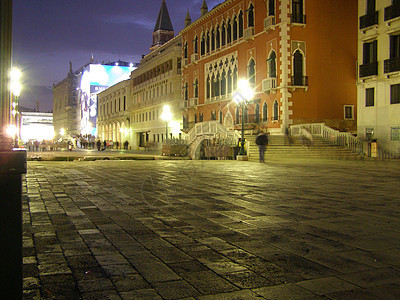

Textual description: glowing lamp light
[237,79,254,101]
[5,124,17,137]
[60,128,66,136]
[161,105,172,122]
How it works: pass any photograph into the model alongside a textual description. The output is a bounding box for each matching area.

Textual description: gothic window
[201,34,205,55]
[199,113,204,122]
[239,11,244,38]
[184,42,188,59]
[221,22,226,46]
[227,70,232,93]
[207,31,210,53]
[227,19,232,43]
[219,110,223,124]
[184,82,189,100]
[248,58,255,88]
[255,103,260,123]
[194,79,198,98]
[194,36,198,54]
[268,0,275,16]
[194,114,198,123]
[206,76,211,99]
[263,103,268,121]
[211,111,216,120]
[247,4,254,27]
[233,67,238,90]
[215,73,220,97]
[233,16,238,41]
[269,51,277,78]
[293,50,304,86]
[211,75,215,97]
[216,25,220,49]
[273,100,279,121]
[221,70,226,95]
[211,28,215,51]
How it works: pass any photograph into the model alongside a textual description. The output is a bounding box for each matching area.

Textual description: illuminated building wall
[20,112,53,142]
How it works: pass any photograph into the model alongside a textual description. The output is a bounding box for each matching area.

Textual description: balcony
[244,27,255,40]
[360,11,379,29]
[189,97,198,107]
[180,100,188,109]
[291,76,308,87]
[384,57,400,73]
[359,62,378,77]
[291,14,306,24]
[385,4,400,21]
[182,58,188,66]
[264,16,275,31]
[262,77,277,93]
[191,53,198,63]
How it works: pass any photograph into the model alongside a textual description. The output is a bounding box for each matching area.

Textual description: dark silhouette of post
[0,1,27,298]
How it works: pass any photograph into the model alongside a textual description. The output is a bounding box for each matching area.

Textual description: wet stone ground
[23,159,400,299]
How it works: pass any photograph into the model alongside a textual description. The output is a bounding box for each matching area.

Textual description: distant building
[19,112,53,142]
[53,58,137,139]
[181,0,357,136]
[357,0,400,155]
[97,79,130,144]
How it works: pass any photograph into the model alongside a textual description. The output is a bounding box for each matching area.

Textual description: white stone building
[358,0,400,154]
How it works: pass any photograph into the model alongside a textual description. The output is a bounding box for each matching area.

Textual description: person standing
[255,131,269,163]
[96,140,101,151]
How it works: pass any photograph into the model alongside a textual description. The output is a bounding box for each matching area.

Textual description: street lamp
[233,79,254,156]
[11,68,22,148]
[161,105,172,140]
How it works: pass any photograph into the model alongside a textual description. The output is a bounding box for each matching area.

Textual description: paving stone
[120,289,162,299]
[77,278,114,293]
[338,268,400,288]
[197,289,263,299]
[184,271,239,294]
[111,274,150,292]
[152,280,200,299]
[296,276,359,296]
[252,283,322,299]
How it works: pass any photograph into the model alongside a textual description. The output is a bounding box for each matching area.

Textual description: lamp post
[11,69,22,148]
[233,79,254,157]
[161,105,172,140]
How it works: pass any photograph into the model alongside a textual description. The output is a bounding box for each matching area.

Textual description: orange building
[180,0,357,135]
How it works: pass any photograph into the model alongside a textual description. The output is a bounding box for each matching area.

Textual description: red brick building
[180,0,357,135]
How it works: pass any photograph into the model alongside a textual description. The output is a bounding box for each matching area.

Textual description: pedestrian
[285,127,292,146]
[96,140,101,151]
[255,131,269,163]
[124,140,129,150]
[103,140,107,151]
[302,128,313,149]
[116,141,119,149]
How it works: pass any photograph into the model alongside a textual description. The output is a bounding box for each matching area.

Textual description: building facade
[181,0,357,136]
[127,0,183,149]
[53,63,80,139]
[97,79,130,145]
[357,0,400,154]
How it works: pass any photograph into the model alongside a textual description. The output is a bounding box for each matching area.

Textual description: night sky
[12,0,224,112]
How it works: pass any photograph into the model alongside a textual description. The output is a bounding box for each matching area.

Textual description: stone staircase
[246,134,363,161]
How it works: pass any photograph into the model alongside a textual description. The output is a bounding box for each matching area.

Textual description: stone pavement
[22,159,400,299]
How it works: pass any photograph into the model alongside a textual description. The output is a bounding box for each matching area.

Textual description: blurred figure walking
[255,131,269,163]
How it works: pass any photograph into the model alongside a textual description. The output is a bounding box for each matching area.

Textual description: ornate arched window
[233,16,238,41]
[219,110,223,124]
[194,79,198,98]
[269,51,277,78]
[184,42,188,59]
[193,36,198,54]
[239,11,244,38]
[216,25,220,49]
[293,50,304,85]
[211,28,215,51]
[263,103,268,122]
[221,22,226,46]
[227,70,232,93]
[221,70,226,95]
[248,59,255,88]
[273,100,279,121]
[206,31,210,53]
[255,103,260,123]
[247,4,254,27]
[201,34,205,55]
[211,75,215,97]
[227,19,232,43]
[233,67,238,90]
[206,76,211,99]
[184,82,189,100]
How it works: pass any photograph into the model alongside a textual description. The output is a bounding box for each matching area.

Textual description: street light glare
[237,79,254,100]
[10,68,21,81]
[5,124,17,137]
[161,105,172,122]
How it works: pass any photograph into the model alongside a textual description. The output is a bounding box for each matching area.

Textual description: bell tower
[151,0,174,51]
